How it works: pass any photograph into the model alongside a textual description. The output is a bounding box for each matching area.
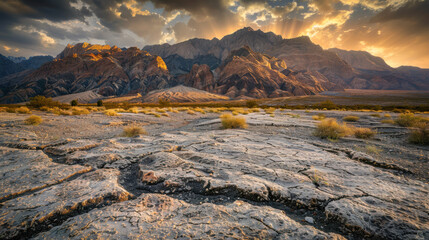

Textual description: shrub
[6,107,16,113]
[395,113,428,127]
[314,118,353,140]
[161,113,169,117]
[122,126,147,137]
[70,99,78,106]
[16,106,31,114]
[381,119,395,124]
[343,115,359,122]
[28,95,61,109]
[246,100,258,108]
[264,107,275,114]
[104,109,120,116]
[25,115,43,125]
[187,109,195,115]
[312,113,326,121]
[384,113,391,118]
[128,107,139,113]
[370,113,381,118]
[71,107,90,115]
[354,127,376,139]
[158,98,171,107]
[317,100,337,110]
[409,122,429,145]
[97,100,103,107]
[220,113,247,129]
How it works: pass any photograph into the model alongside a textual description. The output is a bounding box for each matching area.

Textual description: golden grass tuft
[122,125,147,137]
[128,107,139,113]
[395,113,428,127]
[161,112,169,117]
[381,119,395,124]
[187,109,195,115]
[314,118,354,140]
[16,106,31,114]
[25,115,43,125]
[354,127,376,139]
[343,115,360,122]
[384,113,391,118]
[312,113,326,121]
[369,113,381,118]
[71,107,90,115]
[409,122,429,145]
[104,109,120,116]
[220,113,247,129]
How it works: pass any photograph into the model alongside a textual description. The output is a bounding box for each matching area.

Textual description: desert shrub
[70,99,78,106]
[314,118,354,140]
[122,125,147,137]
[158,98,171,107]
[381,119,395,124]
[128,107,139,113]
[25,115,42,125]
[16,106,31,114]
[317,100,337,110]
[59,110,72,115]
[408,122,429,145]
[71,107,90,115]
[365,145,382,155]
[343,115,359,122]
[395,113,428,127]
[194,107,206,114]
[28,95,61,109]
[354,127,376,139]
[161,113,169,117]
[286,113,300,118]
[187,109,195,115]
[147,112,161,118]
[156,108,166,113]
[312,113,326,121]
[6,107,16,113]
[220,113,247,129]
[370,113,381,118]
[384,113,391,118]
[246,100,258,108]
[104,109,120,116]
[97,100,103,107]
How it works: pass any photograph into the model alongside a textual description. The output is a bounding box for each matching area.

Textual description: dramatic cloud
[0,0,428,68]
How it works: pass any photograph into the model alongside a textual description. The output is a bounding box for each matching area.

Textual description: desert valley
[0,1,428,239]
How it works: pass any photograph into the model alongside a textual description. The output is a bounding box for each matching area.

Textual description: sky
[0,0,428,68]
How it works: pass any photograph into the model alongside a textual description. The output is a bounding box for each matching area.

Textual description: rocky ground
[0,109,428,239]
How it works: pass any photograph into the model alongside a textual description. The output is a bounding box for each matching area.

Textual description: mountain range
[1,27,428,103]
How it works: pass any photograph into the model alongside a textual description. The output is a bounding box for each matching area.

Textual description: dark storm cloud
[370,0,429,32]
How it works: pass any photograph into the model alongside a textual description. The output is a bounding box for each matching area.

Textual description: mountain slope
[328,48,392,71]
[144,27,354,85]
[0,43,172,103]
[143,85,229,102]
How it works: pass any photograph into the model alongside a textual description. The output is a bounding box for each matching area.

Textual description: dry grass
[264,107,275,114]
[71,107,90,115]
[384,113,391,118]
[312,113,326,121]
[122,125,147,137]
[6,107,16,113]
[343,115,359,122]
[409,122,429,145]
[128,107,139,113]
[381,119,395,124]
[220,113,247,129]
[395,113,428,127]
[104,109,120,116]
[25,115,43,125]
[16,106,31,114]
[354,127,376,139]
[369,113,381,118]
[187,109,195,115]
[314,118,354,140]
[161,113,169,117]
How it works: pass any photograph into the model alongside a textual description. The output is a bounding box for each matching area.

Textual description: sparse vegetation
[314,118,354,140]
[71,107,90,115]
[408,122,429,145]
[104,109,120,116]
[381,119,395,124]
[384,113,391,118]
[122,125,147,137]
[187,109,195,115]
[97,100,103,107]
[220,113,247,129]
[28,95,61,109]
[70,99,78,106]
[158,98,171,107]
[246,100,258,108]
[25,115,43,125]
[16,106,31,114]
[395,113,428,127]
[312,113,326,121]
[6,107,15,113]
[354,127,376,139]
[343,115,359,122]
[365,145,382,155]
[370,113,381,118]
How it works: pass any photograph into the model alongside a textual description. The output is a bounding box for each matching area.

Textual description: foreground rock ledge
[33,193,345,239]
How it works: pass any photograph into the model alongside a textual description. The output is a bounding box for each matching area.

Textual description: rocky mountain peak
[56,42,121,59]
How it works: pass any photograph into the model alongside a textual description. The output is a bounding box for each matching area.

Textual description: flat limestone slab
[0,169,132,239]
[33,193,344,239]
[0,147,92,201]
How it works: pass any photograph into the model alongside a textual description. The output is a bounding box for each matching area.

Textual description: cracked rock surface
[0,110,428,239]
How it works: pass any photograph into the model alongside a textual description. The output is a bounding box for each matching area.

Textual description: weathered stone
[44,139,101,156]
[34,194,344,239]
[0,169,132,239]
[0,147,92,201]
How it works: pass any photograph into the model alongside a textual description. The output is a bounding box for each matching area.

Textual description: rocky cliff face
[144,27,355,87]
[328,48,392,71]
[181,46,335,98]
[0,43,171,103]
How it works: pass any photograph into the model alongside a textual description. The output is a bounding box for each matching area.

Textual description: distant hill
[143,85,229,102]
